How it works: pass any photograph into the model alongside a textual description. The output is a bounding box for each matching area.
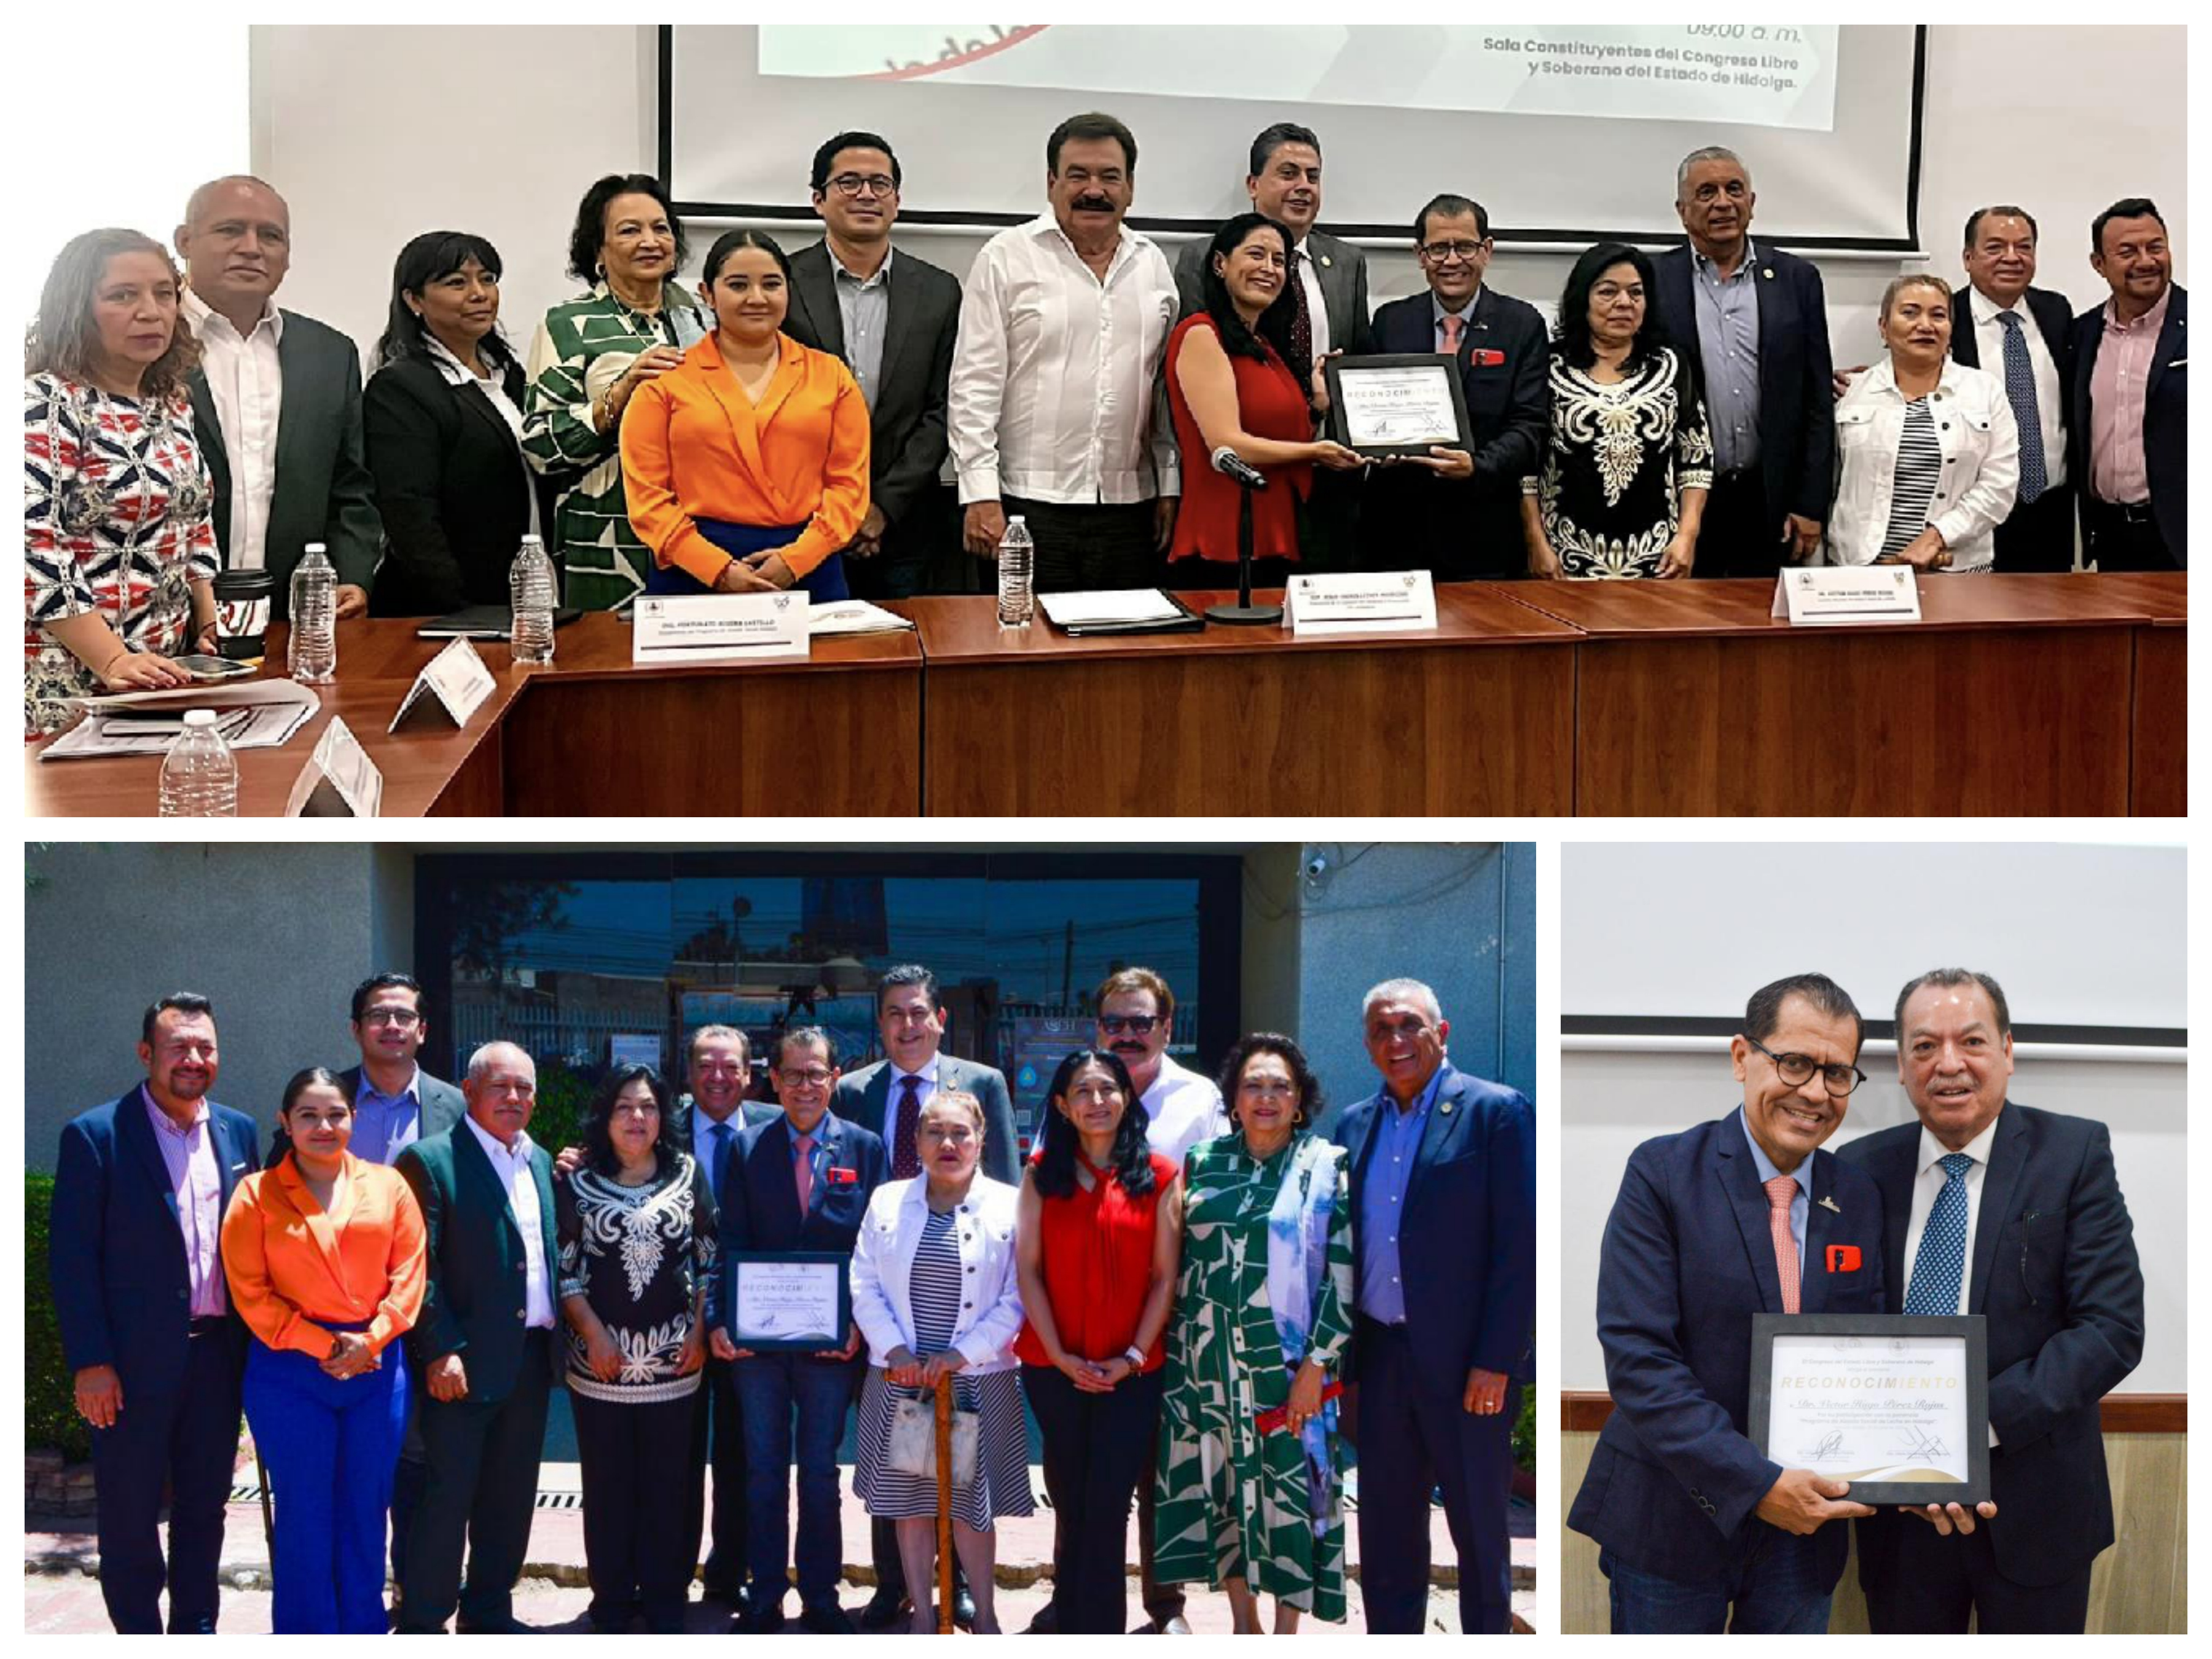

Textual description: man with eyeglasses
[782,132,965,598]
[713,1027,887,1633]
[1328,978,1534,1634]
[1362,194,1548,579]
[319,972,465,1620]
[1837,970,2141,1634]
[1568,972,1886,1633]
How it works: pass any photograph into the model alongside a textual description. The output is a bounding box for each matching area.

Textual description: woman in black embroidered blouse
[555,1064,716,1633]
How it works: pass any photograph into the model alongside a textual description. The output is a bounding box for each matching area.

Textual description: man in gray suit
[175,176,382,619]
[1173,122,1373,570]
[782,132,964,598]
[834,963,1016,1629]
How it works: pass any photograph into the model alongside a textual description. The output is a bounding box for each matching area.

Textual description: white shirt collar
[183,287,283,344]
[892,1052,943,1088]
[1915,1110,2004,1177]
[465,1112,535,1163]
[423,334,495,388]
[830,241,893,286]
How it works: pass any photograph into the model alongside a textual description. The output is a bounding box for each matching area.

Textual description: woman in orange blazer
[221,1067,427,1634]
[621,228,871,602]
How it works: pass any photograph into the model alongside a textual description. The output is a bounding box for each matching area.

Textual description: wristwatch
[1123,1345,1147,1368]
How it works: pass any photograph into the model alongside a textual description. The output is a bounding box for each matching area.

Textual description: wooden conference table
[25,573,2184,817]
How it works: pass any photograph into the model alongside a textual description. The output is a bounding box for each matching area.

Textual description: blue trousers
[648,518,850,602]
[1353,1317,1518,1634]
[91,1328,243,1633]
[737,1351,861,1609]
[242,1335,409,1633]
[1601,1534,1832,1634]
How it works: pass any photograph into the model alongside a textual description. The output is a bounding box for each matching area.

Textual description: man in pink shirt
[2069,198,2187,569]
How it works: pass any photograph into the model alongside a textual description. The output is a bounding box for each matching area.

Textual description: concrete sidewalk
[25,1466,1537,1635]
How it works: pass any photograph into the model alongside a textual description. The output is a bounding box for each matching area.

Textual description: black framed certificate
[1325,354,1474,458]
[729,1251,849,1351]
[1749,1313,1990,1506]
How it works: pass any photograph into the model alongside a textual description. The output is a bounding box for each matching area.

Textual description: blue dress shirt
[1358,1067,1444,1324]
[350,1066,423,1166]
[1692,238,1763,473]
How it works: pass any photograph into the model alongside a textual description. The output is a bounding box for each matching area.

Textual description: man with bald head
[1839,970,2144,1633]
[176,175,380,619]
[393,1043,560,1633]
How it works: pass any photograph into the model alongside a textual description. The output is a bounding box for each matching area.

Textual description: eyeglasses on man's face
[1098,1014,1159,1035]
[828,173,898,199]
[1746,1034,1865,1096]
[1420,240,1487,264]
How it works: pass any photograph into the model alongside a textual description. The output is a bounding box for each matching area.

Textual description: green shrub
[530,1060,592,1159]
[25,1171,89,1462]
[1513,1368,1535,1473]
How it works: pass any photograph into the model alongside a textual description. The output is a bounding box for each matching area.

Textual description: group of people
[1571,969,2144,1634]
[50,963,1535,1636]
[23,111,2184,729]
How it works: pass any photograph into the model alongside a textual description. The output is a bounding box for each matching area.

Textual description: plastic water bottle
[509,534,557,666]
[288,542,337,684]
[157,708,239,817]
[996,514,1035,628]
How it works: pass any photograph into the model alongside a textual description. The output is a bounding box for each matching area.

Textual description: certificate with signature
[1748,1313,1990,1505]
[1326,355,1473,457]
[730,1252,849,1352]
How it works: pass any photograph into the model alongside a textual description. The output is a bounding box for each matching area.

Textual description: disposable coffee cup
[213,568,275,660]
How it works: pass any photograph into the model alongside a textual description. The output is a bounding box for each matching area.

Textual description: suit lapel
[119,1087,182,1230]
[272,312,308,477]
[457,376,523,463]
[1800,1150,1834,1311]
[1408,1066,1461,1218]
[804,1115,839,1225]
[1755,249,1794,410]
[799,247,847,358]
[1966,1105,2027,1316]
[214,1110,248,1212]
[2147,292,2185,399]
[1716,1116,1787,1312]
[529,1147,559,1274]
[877,254,925,407]
[453,1121,524,1262]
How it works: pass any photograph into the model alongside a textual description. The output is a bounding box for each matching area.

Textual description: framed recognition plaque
[1748,1313,1990,1506]
[1325,354,1474,458]
[729,1251,850,1351]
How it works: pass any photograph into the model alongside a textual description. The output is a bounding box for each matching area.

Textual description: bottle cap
[304,542,326,554]
[183,708,216,728]
[522,534,543,548]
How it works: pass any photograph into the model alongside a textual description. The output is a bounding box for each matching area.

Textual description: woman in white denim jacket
[1827,274,2020,571]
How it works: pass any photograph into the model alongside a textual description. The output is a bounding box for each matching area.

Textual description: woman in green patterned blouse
[1152,1032,1354,1632]
[521,174,708,612]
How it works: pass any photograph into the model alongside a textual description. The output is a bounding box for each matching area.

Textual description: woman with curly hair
[554,1064,717,1632]
[1152,1032,1354,1633]
[1522,241,1713,579]
[23,227,217,732]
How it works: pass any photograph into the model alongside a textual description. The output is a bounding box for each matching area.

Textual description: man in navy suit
[2070,198,2186,570]
[1838,970,2143,1633]
[712,1027,888,1633]
[1566,973,1886,1633]
[1654,148,1835,578]
[1361,195,1548,580]
[1951,207,2078,572]
[1327,978,1534,1634]
[49,993,261,1633]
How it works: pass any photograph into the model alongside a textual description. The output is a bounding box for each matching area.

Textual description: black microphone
[1210,447,1268,491]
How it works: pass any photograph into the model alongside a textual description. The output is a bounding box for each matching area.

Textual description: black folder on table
[417,606,583,640]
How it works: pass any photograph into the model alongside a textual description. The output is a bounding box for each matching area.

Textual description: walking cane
[935,1375,954,1635]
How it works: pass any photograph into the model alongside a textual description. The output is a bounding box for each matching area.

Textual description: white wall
[250,24,2185,373]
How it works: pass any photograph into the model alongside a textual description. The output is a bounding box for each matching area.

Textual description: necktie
[1904,1153,1976,1316]
[891,1075,924,1181]
[1285,249,1315,391]
[707,1119,731,1191]
[1439,312,1464,356]
[1998,311,2048,506]
[793,1131,815,1215]
[1764,1175,1802,1314]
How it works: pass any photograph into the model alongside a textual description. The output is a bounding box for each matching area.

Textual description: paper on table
[808,599,917,636]
[39,680,320,761]
[1038,589,1185,627]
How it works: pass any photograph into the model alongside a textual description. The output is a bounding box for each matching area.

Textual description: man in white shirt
[175,176,382,619]
[949,112,1181,591]
[393,1043,559,1634]
[1951,206,2076,572]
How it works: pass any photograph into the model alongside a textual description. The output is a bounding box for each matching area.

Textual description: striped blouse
[1877,397,1943,557]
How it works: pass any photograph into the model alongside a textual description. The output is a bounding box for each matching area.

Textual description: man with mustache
[1652,147,1835,578]
[1838,970,2143,1633]
[393,1043,560,1633]
[2070,197,2186,570]
[1173,123,1373,573]
[1567,973,1885,1632]
[50,994,261,1632]
[1330,978,1534,1633]
[950,112,1182,591]
[175,176,382,618]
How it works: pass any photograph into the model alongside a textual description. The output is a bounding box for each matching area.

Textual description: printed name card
[1771,567,1923,626]
[389,637,497,732]
[284,716,383,817]
[632,591,812,666]
[1283,570,1439,637]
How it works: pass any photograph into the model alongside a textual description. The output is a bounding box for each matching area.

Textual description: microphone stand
[1207,458,1282,626]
